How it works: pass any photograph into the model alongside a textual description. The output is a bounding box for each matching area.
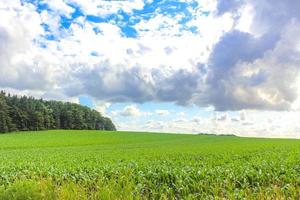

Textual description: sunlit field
[0,130,300,199]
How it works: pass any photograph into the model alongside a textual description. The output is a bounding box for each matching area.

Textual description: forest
[0,91,116,133]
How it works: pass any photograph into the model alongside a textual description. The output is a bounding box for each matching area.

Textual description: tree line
[0,91,116,133]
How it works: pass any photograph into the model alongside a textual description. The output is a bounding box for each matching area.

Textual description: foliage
[0,130,299,199]
[0,91,116,133]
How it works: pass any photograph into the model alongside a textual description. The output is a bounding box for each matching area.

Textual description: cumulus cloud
[239,111,246,121]
[66,0,145,16]
[177,112,185,117]
[144,120,165,130]
[155,110,170,116]
[192,117,202,124]
[0,1,49,90]
[201,0,300,111]
[94,101,111,117]
[215,113,228,122]
[120,105,141,117]
[44,0,75,17]
[1,0,300,114]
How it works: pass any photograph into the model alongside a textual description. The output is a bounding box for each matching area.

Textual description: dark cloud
[63,63,155,103]
[202,0,300,111]
[64,61,202,106]
[154,69,200,105]
[203,30,279,110]
[1,0,300,112]
[216,0,243,15]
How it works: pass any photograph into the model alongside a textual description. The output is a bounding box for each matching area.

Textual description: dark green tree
[0,91,116,133]
[0,92,13,132]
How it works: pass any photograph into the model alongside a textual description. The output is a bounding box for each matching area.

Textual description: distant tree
[0,91,116,133]
[0,92,13,133]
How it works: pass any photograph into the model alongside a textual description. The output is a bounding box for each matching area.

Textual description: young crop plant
[0,130,299,199]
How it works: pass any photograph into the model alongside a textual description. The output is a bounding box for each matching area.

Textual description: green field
[0,130,300,199]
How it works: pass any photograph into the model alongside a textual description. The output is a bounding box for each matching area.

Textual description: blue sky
[1,0,300,137]
[28,0,199,38]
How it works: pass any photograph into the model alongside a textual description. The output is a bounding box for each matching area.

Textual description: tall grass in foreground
[0,130,299,199]
[0,178,299,200]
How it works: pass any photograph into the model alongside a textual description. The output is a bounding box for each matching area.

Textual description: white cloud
[115,109,300,138]
[0,0,53,91]
[66,0,145,16]
[155,110,170,116]
[234,4,254,33]
[144,120,165,130]
[2,0,300,111]
[94,101,111,117]
[120,105,141,117]
[0,0,230,106]
[239,111,246,121]
[44,0,75,17]
[192,117,202,124]
[177,112,185,117]
[205,19,300,111]
[214,113,228,121]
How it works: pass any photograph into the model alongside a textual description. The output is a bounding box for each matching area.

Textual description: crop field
[0,130,300,199]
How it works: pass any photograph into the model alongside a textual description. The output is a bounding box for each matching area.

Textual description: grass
[0,130,299,199]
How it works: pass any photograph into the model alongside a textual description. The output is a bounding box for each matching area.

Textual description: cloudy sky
[1,0,300,138]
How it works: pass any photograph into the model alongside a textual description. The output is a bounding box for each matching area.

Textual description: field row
[0,130,299,199]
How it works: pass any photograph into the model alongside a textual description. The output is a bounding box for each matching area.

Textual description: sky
[1,0,300,138]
